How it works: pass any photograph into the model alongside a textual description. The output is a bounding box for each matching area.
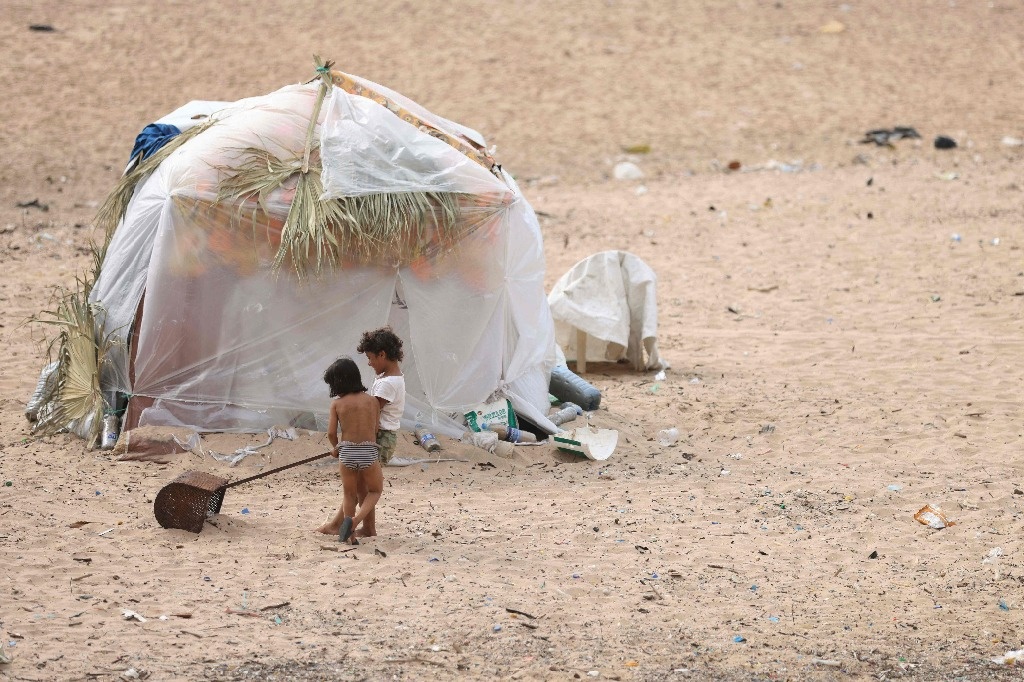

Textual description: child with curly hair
[353,326,406,537]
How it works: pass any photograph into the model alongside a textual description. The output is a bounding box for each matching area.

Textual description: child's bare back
[330,392,379,444]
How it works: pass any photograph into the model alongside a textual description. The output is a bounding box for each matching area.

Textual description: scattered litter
[936,171,959,181]
[998,599,1010,611]
[991,649,1024,665]
[914,504,955,529]
[1001,136,1024,147]
[887,484,903,492]
[240,508,250,515]
[16,198,49,210]
[657,428,680,446]
[768,616,780,623]
[860,127,920,146]
[819,20,845,33]
[759,424,775,434]
[869,551,879,559]
[733,635,747,643]
[492,624,502,632]
[389,454,468,464]
[991,237,1000,246]
[122,609,146,623]
[549,402,584,426]
[122,668,140,679]
[613,161,644,181]
[689,377,701,384]
[934,135,957,149]
[554,427,618,461]
[623,144,651,154]
[812,659,841,667]
[950,233,962,242]
[654,370,667,381]
[29,24,56,32]
[172,431,201,452]
[210,426,297,465]
[983,548,1003,563]
[720,469,730,477]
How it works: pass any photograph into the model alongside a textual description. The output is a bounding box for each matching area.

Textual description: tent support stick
[576,328,587,374]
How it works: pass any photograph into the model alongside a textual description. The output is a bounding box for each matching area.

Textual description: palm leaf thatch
[93,118,218,250]
[30,262,117,449]
[215,146,465,277]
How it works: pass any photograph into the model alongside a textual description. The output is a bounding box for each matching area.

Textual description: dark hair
[323,357,367,397]
[356,326,404,362]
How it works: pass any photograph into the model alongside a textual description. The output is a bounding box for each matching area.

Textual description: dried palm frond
[94,118,218,249]
[29,273,118,448]
[216,147,467,275]
[212,55,470,277]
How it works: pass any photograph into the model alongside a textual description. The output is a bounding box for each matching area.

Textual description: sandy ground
[2,1,1024,680]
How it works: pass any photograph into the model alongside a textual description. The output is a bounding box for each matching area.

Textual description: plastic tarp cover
[548,250,668,372]
[91,80,557,435]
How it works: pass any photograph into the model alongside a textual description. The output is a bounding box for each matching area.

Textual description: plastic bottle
[549,365,601,411]
[487,424,537,444]
[100,412,121,450]
[415,427,442,452]
[657,427,679,446]
[549,402,583,426]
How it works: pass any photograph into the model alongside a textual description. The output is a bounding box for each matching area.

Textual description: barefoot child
[316,357,383,545]
[353,327,406,538]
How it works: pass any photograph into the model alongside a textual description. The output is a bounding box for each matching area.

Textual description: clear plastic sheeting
[89,77,557,434]
[320,85,507,199]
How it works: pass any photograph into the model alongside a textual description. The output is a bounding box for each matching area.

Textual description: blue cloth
[129,123,181,162]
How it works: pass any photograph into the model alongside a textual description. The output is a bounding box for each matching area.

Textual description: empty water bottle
[488,424,537,444]
[549,365,601,411]
[415,427,442,452]
[549,402,583,426]
[100,412,121,450]
[657,427,679,446]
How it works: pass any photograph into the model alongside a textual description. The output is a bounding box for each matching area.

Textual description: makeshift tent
[32,61,558,444]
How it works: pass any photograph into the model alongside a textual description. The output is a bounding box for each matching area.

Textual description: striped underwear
[337,441,380,471]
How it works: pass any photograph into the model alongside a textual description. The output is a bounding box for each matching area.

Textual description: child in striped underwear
[316,357,383,545]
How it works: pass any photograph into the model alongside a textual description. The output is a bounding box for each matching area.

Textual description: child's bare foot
[316,522,341,535]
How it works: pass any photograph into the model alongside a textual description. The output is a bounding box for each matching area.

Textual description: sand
[2,1,1023,680]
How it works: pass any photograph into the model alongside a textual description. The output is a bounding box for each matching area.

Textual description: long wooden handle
[224,450,335,489]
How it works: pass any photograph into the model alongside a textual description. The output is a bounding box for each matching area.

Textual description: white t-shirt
[371,374,405,431]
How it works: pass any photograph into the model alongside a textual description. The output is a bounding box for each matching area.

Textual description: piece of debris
[15,198,49,211]
[860,127,920,146]
[29,24,56,32]
[934,135,957,149]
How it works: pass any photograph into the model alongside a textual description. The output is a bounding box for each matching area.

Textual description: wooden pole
[575,327,587,374]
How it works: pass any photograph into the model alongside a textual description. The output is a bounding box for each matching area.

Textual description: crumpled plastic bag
[462,429,499,454]
[914,504,955,529]
[991,649,1024,666]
